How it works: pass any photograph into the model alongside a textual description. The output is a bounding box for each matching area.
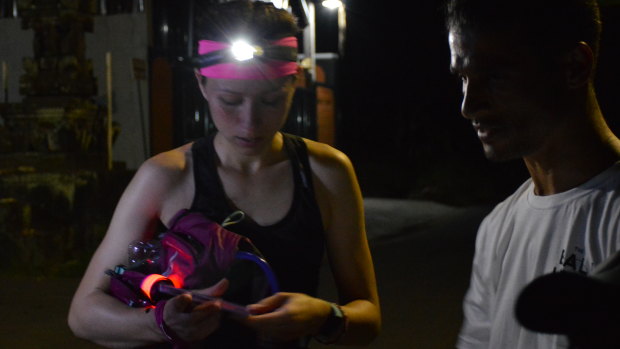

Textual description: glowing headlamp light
[230,40,262,61]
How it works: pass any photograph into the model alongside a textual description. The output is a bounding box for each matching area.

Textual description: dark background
[152,0,535,206]
[150,0,620,206]
[2,1,620,348]
[331,0,620,204]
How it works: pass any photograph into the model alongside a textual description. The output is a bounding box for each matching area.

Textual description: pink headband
[197,36,299,80]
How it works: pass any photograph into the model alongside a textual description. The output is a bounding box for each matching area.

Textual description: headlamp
[230,40,259,61]
[192,37,297,69]
[193,36,299,79]
[193,40,296,67]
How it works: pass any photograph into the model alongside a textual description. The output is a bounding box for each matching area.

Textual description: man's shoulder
[484,178,533,220]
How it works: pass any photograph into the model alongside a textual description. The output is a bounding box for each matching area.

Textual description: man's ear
[564,41,594,89]
[194,69,209,99]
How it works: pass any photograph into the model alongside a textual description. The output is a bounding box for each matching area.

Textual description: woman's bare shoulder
[303,138,354,180]
[144,143,193,173]
[130,143,195,191]
[125,143,194,202]
[124,143,195,225]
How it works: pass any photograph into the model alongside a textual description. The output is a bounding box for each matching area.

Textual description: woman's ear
[564,41,594,89]
[195,69,209,99]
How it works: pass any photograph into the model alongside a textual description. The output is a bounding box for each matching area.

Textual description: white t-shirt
[457,162,620,349]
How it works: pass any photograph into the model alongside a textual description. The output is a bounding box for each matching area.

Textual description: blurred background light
[322,0,342,10]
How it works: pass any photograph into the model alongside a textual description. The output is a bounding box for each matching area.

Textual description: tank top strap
[190,132,228,220]
[281,132,315,197]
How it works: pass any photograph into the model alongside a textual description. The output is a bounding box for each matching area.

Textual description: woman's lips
[235,136,263,148]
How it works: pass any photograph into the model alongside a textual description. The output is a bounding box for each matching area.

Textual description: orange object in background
[315,65,335,146]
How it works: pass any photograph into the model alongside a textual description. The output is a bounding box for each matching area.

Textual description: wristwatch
[315,303,348,344]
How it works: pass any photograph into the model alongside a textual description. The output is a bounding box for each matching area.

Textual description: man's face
[448,29,565,161]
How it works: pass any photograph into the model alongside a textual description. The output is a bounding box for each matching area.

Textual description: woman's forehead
[207,76,295,93]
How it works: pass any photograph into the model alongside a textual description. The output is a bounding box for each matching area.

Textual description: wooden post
[2,61,7,103]
[106,52,113,170]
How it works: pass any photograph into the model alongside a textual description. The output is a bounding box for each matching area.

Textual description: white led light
[230,40,257,61]
[269,0,285,8]
[322,0,342,10]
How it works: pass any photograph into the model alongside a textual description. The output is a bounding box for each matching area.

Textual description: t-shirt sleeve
[457,216,497,348]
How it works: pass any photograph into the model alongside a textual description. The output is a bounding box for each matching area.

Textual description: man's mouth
[473,121,504,143]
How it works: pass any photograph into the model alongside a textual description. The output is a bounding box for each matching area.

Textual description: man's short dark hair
[445,0,602,64]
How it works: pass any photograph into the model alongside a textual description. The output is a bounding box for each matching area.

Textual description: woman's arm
[68,149,224,348]
[310,142,381,345]
[244,141,381,345]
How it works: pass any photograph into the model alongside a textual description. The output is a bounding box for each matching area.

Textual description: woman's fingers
[247,293,289,314]
[243,293,332,341]
[167,293,193,313]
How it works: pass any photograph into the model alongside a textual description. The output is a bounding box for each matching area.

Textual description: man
[446,0,620,348]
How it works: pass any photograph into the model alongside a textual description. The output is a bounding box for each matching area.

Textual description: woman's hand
[243,292,332,342]
[161,279,229,342]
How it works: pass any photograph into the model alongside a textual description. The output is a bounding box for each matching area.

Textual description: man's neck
[524,105,620,196]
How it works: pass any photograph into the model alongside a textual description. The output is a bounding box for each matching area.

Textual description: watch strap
[314,303,348,344]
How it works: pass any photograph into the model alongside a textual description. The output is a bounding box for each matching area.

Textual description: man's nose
[461,79,488,120]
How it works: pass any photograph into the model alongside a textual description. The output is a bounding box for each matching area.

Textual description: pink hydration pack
[107,209,278,308]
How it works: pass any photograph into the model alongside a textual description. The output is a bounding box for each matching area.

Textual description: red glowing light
[168,274,183,288]
[140,274,169,301]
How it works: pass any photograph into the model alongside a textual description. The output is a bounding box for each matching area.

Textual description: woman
[68,1,380,348]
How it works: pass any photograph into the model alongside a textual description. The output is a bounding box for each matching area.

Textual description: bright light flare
[230,40,257,61]
[322,0,342,10]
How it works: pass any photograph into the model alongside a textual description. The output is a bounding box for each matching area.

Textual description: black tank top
[190,132,325,348]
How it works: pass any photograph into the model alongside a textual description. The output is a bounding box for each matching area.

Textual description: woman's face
[197,74,296,155]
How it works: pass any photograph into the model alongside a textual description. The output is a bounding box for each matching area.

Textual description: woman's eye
[262,96,283,106]
[219,98,241,106]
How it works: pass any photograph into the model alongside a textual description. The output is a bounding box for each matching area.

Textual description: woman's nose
[238,102,262,129]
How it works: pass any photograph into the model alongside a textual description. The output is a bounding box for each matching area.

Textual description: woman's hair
[194,0,300,43]
[444,0,602,65]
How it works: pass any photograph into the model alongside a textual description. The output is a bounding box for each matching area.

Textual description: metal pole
[2,61,7,103]
[106,52,113,170]
[137,80,148,159]
[187,0,194,58]
[337,3,347,57]
[301,0,316,81]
